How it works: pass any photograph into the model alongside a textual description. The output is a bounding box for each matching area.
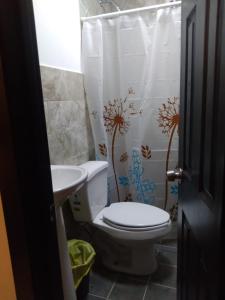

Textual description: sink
[51,165,88,207]
[50,165,88,300]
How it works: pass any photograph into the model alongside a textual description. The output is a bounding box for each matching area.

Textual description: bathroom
[32,0,179,299]
[0,0,224,300]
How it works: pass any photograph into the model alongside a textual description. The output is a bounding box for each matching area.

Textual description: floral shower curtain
[82,6,181,216]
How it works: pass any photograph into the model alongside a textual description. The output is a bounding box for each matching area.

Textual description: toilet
[70,161,171,275]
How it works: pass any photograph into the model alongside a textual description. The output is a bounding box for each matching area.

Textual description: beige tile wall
[40,65,94,165]
[80,0,103,17]
[80,0,171,17]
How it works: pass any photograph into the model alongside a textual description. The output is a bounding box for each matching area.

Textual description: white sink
[50,164,88,300]
[51,165,88,207]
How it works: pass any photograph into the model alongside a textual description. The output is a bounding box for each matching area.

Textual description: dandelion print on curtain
[82,6,181,217]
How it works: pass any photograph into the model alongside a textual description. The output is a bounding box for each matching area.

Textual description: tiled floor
[85,235,177,300]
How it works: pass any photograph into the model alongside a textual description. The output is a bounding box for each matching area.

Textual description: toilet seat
[93,202,171,240]
[93,207,171,241]
[103,219,170,232]
[102,202,170,231]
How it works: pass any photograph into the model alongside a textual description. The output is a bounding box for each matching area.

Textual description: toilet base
[93,231,158,275]
[102,241,157,275]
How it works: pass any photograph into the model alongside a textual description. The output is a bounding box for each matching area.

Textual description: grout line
[106,281,116,300]
[151,282,177,290]
[142,285,148,300]
[88,293,106,299]
[44,99,78,102]
[40,63,83,74]
[159,263,177,268]
[142,276,151,300]
[158,245,177,250]
[156,244,177,251]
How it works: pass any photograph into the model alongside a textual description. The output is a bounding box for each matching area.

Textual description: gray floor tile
[108,274,147,300]
[155,243,177,253]
[89,267,117,298]
[152,265,177,288]
[156,247,177,266]
[117,273,149,283]
[144,283,176,300]
[160,238,177,248]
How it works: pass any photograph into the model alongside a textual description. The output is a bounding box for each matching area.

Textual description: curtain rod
[81,1,181,22]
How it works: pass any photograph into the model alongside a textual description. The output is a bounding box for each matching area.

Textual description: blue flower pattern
[119,176,130,186]
[119,149,155,204]
[170,184,178,195]
[96,154,101,161]
[107,177,114,205]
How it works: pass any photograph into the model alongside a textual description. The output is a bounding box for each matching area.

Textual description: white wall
[33,0,81,72]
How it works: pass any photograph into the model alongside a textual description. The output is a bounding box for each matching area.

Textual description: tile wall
[80,0,170,17]
[40,65,94,165]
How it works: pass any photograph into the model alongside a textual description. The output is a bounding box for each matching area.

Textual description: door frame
[0,0,63,299]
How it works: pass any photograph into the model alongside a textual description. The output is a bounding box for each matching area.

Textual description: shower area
[81,0,181,219]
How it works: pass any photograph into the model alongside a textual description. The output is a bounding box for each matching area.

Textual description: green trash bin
[68,239,96,295]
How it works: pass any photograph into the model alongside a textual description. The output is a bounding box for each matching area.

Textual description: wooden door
[0,0,64,298]
[176,0,225,299]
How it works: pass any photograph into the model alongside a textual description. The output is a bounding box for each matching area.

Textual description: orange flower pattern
[158,97,179,135]
[98,144,107,157]
[158,97,179,211]
[120,152,128,162]
[103,89,142,202]
[141,145,152,159]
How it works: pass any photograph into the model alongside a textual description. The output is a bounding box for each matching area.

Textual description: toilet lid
[103,202,170,228]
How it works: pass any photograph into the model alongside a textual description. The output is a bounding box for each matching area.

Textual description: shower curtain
[82,6,181,216]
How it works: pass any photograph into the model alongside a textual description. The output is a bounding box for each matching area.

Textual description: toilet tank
[69,161,108,222]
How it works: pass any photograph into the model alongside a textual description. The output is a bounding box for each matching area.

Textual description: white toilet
[70,161,171,275]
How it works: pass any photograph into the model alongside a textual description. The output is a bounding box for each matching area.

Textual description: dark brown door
[0,1,64,299]
[175,0,225,299]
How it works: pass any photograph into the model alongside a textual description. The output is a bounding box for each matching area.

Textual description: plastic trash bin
[68,239,96,299]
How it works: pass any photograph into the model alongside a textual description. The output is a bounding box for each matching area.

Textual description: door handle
[166,168,183,181]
